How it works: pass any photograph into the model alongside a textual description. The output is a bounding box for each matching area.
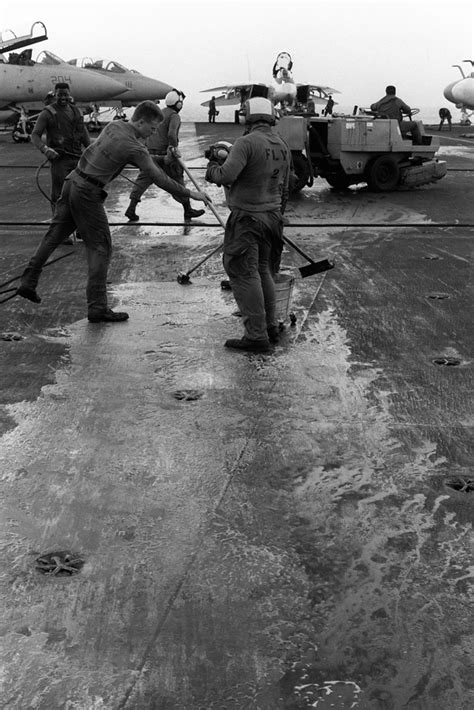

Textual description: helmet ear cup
[165,90,184,108]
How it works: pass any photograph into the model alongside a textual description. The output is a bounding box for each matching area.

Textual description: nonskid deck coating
[0,124,473,709]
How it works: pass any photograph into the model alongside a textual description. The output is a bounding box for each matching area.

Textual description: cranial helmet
[165,90,183,108]
[244,97,275,124]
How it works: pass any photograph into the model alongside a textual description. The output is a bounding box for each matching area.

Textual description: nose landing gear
[11,116,33,143]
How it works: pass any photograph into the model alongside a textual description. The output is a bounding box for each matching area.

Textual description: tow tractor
[276,110,447,192]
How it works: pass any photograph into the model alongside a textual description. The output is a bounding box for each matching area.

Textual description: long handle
[282,234,316,265]
[179,157,318,271]
[178,157,227,228]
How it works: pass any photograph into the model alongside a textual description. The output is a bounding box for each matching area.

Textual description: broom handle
[281,234,315,265]
[178,157,227,229]
[179,156,316,268]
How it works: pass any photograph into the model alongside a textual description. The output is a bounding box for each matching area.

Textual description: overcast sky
[2,0,473,119]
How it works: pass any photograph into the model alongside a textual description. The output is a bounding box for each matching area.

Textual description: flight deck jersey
[33,103,86,155]
[206,126,290,212]
[145,107,181,154]
[74,119,189,199]
[370,95,412,122]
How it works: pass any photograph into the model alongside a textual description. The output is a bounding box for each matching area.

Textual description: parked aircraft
[443,60,474,124]
[68,57,174,108]
[0,22,127,141]
[200,51,339,119]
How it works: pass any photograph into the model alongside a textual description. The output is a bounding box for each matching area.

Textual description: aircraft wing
[297,83,340,97]
[200,82,269,107]
[200,95,242,108]
[200,83,266,93]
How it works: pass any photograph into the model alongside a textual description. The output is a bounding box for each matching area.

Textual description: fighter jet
[0,22,127,140]
[443,60,474,124]
[68,57,174,108]
[200,51,339,117]
[1,49,127,108]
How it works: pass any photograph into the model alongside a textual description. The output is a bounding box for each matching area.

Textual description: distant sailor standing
[17,101,208,322]
[208,96,217,123]
[323,94,334,116]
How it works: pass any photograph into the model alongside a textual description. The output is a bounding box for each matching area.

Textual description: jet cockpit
[69,57,140,75]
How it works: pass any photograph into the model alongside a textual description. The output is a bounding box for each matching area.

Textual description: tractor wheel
[367,155,400,192]
[290,152,311,193]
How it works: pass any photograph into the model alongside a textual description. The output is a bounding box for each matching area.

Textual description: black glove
[204,141,232,164]
[205,161,220,183]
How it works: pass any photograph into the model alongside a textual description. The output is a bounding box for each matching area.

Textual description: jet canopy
[68,58,139,75]
[36,50,66,65]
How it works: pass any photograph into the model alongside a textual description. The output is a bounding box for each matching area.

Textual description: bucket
[274,272,295,323]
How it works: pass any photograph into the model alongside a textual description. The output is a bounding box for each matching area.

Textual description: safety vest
[45,104,85,155]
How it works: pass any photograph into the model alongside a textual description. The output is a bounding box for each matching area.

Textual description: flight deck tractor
[276,112,447,193]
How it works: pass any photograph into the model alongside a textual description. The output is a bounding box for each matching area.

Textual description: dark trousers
[223,212,283,341]
[21,176,112,316]
[129,155,191,211]
[50,156,79,209]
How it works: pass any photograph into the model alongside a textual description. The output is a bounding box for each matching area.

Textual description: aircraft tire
[366,155,400,192]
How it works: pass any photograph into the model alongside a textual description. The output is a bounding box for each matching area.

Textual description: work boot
[184,208,205,221]
[125,201,139,222]
[225,337,271,353]
[267,325,281,344]
[16,285,41,303]
[88,309,129,323]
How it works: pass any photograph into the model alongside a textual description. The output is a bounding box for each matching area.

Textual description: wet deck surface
[0,123,473,709]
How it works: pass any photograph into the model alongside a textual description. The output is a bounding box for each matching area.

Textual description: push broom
[176,157,335,284]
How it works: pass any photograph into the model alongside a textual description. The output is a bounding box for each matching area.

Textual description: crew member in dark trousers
[208,96,217,123]
[438,107,452,131]
[205,97,291,353]
[17,101,208,323]
[31,82,90,243]
[125,90,205,223]
[323,94,334,116]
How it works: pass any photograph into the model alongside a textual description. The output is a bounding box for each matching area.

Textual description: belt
[75,169,105,188]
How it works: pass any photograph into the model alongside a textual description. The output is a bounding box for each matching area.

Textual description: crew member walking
[17,101,208,323]
[124,90,205,222]
[205,97,291,353]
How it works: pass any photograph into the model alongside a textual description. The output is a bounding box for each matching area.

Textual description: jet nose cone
[443,81,458,103]
[119,76,174,103]
[71,72,127,101]
[449,77,474,106]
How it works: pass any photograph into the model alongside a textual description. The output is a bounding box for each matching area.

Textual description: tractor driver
[370,85,422,144]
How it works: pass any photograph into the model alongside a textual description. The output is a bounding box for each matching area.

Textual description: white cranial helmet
[244,97,275,124]
[165,90,183,108]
